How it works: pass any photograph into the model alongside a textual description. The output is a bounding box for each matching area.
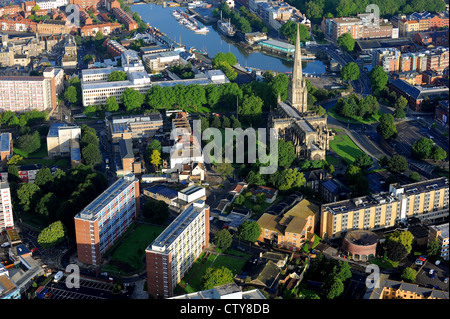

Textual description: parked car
[431,273,437,280]
[415,259,423,266]
[429,269,434,275]
[444,277,449,284]
[1,242,10,248]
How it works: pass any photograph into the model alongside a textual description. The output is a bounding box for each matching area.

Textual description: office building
[320,177,449,239]
[145,201,210,298]
[428,223,449,260]
[0,181,13,231]
[74,174,140,265]
[46,123,81,168]
[106,113,163,143]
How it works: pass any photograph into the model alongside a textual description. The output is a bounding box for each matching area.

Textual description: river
[130,3,326,74]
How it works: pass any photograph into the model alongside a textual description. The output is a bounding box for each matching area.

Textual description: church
[270,24,333,162]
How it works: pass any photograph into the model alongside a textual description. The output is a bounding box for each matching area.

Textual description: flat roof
[0,133,11,152]
[75,174,136,221]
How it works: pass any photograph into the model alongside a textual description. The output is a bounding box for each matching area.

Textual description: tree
[279,21,310,44]
[214,229,233,251]
[105,96,119,112]
[146,139,162,162]
[82,143,102,166]
[337,32,355,52]
[7,154,23,166]
[37,221,65,249]
[121,88,144,112]
[238,220,261,242]
[150,149,162,169]
[393,108,406,119]
[212,52,237,67]
[427,238,440,257]
[64,85,78,104]
[80,131,99,148]
[36,192,60,221]
[376,113,397,140]
[17,131,41,154]
[238,94,263,125]
[34,167,54,189]
[387,230,414,254]
[142,200,169,224]
[17,183,41,211]
[411,137,434,159]
[385,240,408,262]
[202,266,234,290]
[430,146,447,161]
[387,155,408,173]
[401,267,417,283]
[353,153,373,170]
[278,140,297,168]
[369,65,389,94]
[215,163,235,178]
[322,277,344,299]
[7,165,20,183]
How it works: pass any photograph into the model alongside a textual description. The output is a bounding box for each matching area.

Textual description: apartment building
[106,113,163,143]
[258,199,318,251]
[112,7,138,31]
[320,177,449,239]
[0,70,58,113]
[74,174,140,265]
[79,22,122,37]
[69,0,101,8]
[0,15,37,33]
[35,0,69,10]
[0,133,12,167]
[36,19,72,35]
[428,223,449,260]
[46,123,81,167]
[0,181,13,232]
[104,39,127,57]
[0,5,22,16]
[393,11,449,37]
[145,200,210,298]
[0,164,41,184]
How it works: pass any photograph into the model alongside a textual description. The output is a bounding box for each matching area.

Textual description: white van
[53,271,64,283]
[1,242,10,248]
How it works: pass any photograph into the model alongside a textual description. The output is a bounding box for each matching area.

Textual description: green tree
[82,143,102,166]
[411,137,434,159]
[387,155,408,173]
[202,266,234,290]
[214,229,233,251]
[121,88,144,112]
[64,85,78,104]
[36,192,60,221]
[80,131,99,148]
[387,230,413,254]
[105,96,119,112]
[238,220,261,242]
[37,221,66,249]
[7,165,20,183]
[238,94,263,125]
[322,277,344,299]
[278,140,297,168]
[17,182,41,211]
[430,146,447,161]
[337,32,355,52]
[385,240,408,262]
[369,65,389,94]
[279,21,310,44]
[401,267,417,283]
[212,52,237,67]
[353,153,373,170]
[427,238,440,257]
[34,167,54,189]
[17,131,41,154]
[376,113,397,140]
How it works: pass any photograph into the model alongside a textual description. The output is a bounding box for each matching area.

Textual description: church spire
[285,23,308,114]
[292,23,302,87]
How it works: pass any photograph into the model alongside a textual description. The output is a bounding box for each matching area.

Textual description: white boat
[195,26,209,33]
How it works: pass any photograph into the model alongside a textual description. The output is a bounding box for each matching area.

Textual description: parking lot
[40,277,130,300]
[414,260,449,292]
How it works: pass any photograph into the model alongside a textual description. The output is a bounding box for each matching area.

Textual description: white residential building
[36,0,69,10]
[0,181,13,231]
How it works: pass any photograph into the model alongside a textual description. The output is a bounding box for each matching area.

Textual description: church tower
[286,23,308,114]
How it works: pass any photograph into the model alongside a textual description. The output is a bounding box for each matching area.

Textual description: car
[1,242,10,248]
[30,247,38,253]
[444,277,449,284]
[429,269,434,275]
[415,259,423,266]
[418,256,426,262]
[435,260,441,265]
[431,273,437,279]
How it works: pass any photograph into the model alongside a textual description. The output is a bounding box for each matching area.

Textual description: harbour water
[131,3,326,74]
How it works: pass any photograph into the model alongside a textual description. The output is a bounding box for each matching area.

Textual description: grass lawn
[13,140,48,158]
[370,258,399,270]
[328,105,382,125]
[329,134,364,164]
[178,252,247,293]
[325,155,341,167]
[101,224,165,274]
